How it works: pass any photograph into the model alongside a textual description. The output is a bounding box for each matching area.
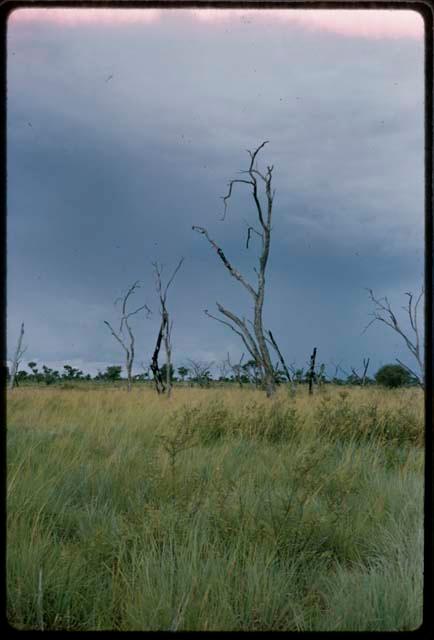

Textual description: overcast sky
[6,7,425,378]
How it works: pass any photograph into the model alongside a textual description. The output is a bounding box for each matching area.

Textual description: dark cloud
[7,10,424,376]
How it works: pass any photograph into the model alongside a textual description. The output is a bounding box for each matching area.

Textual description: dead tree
[104,282,151,392]
[217,358,231,383]
[193,141,277,397]
[364,288,424,387]
[150,313,167,395]
[226,352,245,388]
[151,258,184,398]
[186,358,214,388]
[361,358,370,386]
[348,358,370,386]
[308,347,317,395]
[9,322,26,390]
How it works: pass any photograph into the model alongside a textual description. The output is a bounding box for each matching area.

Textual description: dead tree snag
[364,288,424,387]
[308,347,317,395]
[193,141,277,397]
[9,322,26,390]
[104,282,151,391]
[151,258,184,397]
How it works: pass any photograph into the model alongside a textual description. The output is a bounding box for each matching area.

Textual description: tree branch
[216,302,261,365]
[244,221,263,249]
[164,257,185,300]
[221,179,255,220]
[396,358,424,389]
[364,288,423,375]
[192,226,257,299]
[267,330,292,383]
[204,308,255,361]
[104,320,129,355]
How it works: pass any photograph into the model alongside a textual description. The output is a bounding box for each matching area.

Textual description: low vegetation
[7,385,423,631]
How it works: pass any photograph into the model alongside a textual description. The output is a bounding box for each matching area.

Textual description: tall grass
[7,385,424,630]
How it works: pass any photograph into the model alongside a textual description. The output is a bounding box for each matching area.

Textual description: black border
[1,1,432,635]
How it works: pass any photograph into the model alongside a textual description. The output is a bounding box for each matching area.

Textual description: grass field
[7,384,424,630]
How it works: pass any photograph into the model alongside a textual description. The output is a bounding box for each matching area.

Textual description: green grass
[7,385,424,630]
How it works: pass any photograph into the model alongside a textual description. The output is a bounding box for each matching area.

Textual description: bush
[314,395,423,447]
[172,399,300,445]
[374,364,414,389]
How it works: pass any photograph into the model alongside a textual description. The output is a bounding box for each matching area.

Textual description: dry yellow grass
[7,384,424,631]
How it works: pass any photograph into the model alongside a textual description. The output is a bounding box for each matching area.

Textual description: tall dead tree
[104,282,151,392]
[9,322,26,390]
[364,288,424,387]
[151,258,184,398]
[308,347,317,395]
[193,141,277,397]
[349,358,370,386]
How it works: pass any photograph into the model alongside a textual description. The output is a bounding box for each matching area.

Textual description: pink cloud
[288,9,423,39]
[8,7,423,39]
[8,7,161,26]
[194,8,423,39]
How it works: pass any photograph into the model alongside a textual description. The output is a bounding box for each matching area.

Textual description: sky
[6,6,425,379]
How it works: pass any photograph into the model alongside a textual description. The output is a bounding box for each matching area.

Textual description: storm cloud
[7,8,424,377]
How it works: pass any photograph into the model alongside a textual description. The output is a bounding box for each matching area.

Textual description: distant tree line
[5,358,419,390]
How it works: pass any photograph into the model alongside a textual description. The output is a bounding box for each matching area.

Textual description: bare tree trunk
[9,323,25,390]
[104,281,151,392]
[152,259,184,397]
[164,316,173,398]
[361,357,370,386]
[255,289,275,397]
[251,157,276,397]
[126,360,133,392]
[9,322,25,391]
[253,361,260,388]
[194,141,277,397]
[150,314,167,394]
[308,347,317,396]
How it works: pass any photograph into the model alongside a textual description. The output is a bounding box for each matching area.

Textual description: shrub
[374,364,414,389]
[314,395,423,447]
